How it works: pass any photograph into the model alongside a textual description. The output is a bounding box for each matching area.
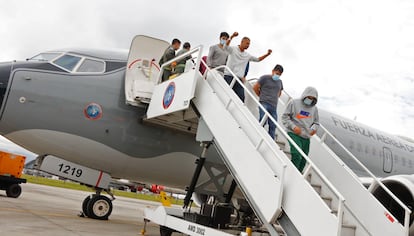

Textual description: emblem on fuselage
[163,82,175,109]
[84,103,103,120]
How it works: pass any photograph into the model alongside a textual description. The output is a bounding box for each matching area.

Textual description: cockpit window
[30,53,61,61]
[31,51,109,73]
[77,58,105,73]
[53,55,82,71]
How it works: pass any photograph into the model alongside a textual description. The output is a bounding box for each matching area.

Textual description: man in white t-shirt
[224,32,272,102]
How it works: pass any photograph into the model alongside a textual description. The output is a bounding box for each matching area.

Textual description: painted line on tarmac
[0,207,78,218]
[0,206,148,226]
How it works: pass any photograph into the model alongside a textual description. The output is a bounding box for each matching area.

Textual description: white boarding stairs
[125,36,410,236]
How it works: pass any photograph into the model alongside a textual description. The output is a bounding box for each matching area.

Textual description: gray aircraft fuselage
[0,50,219,188]
[0,48,413,191]
[319,109,414,177]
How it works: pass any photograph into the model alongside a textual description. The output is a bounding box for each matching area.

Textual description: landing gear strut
[80,188,114,220]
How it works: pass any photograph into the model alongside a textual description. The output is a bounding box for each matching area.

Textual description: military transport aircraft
[0,35,413,235]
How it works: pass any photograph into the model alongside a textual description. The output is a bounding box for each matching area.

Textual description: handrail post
[259,113,269,126]
[320,131,328,143]
[302,165,312,178]
[404,210,410,234]
[336,198,345,236]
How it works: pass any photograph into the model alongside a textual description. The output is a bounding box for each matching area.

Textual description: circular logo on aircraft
[84,103,103,120]
[163,82,176,109]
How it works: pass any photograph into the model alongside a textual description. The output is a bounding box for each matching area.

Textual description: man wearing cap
[253,64,284,140]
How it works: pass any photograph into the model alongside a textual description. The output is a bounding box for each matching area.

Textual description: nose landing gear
[80,188,114,220]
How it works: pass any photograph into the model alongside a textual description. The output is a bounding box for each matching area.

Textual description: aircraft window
[53,55,81,71]
[402,158,406,166]
[77,58,105,73]
[30,53,61,61]
[357,143,362,152]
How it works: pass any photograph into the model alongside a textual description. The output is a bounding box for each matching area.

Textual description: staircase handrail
[158,45,203,84]
[280,89,411,234]
[203,62,346,235]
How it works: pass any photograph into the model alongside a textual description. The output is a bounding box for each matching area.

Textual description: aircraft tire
[87,195,112,220]
[6,184,21,198]
[82,195,93,217]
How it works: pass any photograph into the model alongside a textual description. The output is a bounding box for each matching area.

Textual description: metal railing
[320,121,411,232]
[280,90,411,235]
[201,64,288,224]
[201,61,346,235]
[157,46,202,84]
[154,46,410,235]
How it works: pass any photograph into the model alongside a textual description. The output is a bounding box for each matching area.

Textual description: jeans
[259,102,277,140]
[223,75,245,102]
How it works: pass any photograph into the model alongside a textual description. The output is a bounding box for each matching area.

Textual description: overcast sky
[0,0,413,155]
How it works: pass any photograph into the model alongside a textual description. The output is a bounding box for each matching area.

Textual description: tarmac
[0,183,183,236]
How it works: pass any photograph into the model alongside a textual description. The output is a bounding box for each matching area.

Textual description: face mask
[272,74,280,80]
[303,97,313,106]
[220,39,226,46]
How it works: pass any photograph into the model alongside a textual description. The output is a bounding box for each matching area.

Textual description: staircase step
[306,173,312,182]
[342,224,357,236]
[311,184,322,195]
[273,224,286,235]
[283,151,292,159]
[321,196,333,208]
[275,140,286,151]
[276,139,285,144]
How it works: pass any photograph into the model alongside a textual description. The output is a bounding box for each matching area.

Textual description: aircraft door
[0,62,12,117]
[125,35,169,106]
[383,147,393,173]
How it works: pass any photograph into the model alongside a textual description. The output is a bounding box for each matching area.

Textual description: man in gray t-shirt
[253,64,284,140]
[207,32,229,73]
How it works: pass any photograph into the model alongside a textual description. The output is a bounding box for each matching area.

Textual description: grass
[22,174,184,205]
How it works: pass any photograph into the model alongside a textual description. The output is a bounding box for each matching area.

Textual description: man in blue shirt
[253,64,284,140]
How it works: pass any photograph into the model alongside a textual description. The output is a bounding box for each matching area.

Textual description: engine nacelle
[369,175,414,235]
